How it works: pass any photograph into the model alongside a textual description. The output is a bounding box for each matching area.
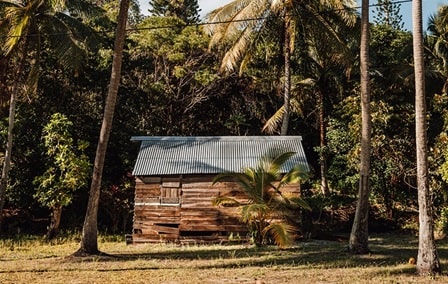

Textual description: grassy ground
[1,233,448,283]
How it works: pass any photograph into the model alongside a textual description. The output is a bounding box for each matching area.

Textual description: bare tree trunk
[0,42,28,233]
[280,13,291,136]
[46,205,63,240]
[349,0,371,254]
[74,0,130,255]
[413,0,441,275]
[318,90,329,196]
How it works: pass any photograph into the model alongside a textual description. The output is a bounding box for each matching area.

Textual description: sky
[198,1,443,31]
[140,0,445,31]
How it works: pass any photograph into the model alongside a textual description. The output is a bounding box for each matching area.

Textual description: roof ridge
[131,136,303,141]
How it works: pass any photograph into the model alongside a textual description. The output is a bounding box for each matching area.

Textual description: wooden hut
[129,136,309,244]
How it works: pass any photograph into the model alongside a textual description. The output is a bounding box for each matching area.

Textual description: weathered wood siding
[132,175,300,244]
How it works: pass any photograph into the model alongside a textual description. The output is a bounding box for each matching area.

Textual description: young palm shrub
[213,151,310,247]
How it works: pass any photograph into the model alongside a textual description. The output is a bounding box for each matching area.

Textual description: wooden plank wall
[132,175,300,244]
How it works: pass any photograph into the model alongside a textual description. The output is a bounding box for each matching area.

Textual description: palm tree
[427,5,448,92]
[262,15,357,195]
[74,0,130,256]
[213,151,310,247]
[0,0,101,231]
[206,0,357,135]
[412,0,442,275]
[349,0,371,254]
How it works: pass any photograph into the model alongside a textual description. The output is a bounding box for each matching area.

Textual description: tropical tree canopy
[0,0,103,232]
[205,0,357,74]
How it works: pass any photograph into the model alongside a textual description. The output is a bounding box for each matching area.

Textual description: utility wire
[128,0,414,32]
[0,0,414,39]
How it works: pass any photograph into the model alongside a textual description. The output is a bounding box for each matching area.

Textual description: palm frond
[207,0,253,45]
[269,0,285,14]
[205,0,253,33]
[214,171,265,202]
[289,196,312,211]
[48,0,66,11]
[42,12,95,72]
[240,203,270,223]
[238,51,253,75]
[269,151,295,173]
[65,0,106,22]
[212,196,240,207]
[262,94,304,134]
[295,1,356,69]
[207,0,271,72]
[48,32,87,72]
[262,223,296,248]
[278,165,308,187]
[212,149,308,247]
[2,4,31,56]
[214,172,250,189]
[220,26,257,72]
[262,106,284,134]
[54,11,101,50]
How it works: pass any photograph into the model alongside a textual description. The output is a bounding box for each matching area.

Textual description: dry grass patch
[1,233,448,283]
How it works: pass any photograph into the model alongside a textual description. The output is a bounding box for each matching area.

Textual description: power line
[128,0,414,32]
[0,0,414,40]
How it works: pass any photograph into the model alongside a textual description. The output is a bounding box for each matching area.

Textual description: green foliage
[0,0,103,70]
[213,150,309,247]
[435,131,448,186]
[435,206,448,236]
[326,84,417,210]
[128,15,248,136]
[370,24,413,68]
[428,5,448,75]
[373,0,404,30]
[0,0,447,241]
[325,21,416,215]
[326,100,360,194]
[33,113,91,210]
[262,223,295,247]
[148,0,200,24]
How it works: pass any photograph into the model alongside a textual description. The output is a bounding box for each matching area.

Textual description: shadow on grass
[3,233,448,277]
[88,233,448,270]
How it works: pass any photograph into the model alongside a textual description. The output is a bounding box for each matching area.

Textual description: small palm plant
[213,150,310,247]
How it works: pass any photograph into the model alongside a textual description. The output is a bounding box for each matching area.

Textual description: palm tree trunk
[280,13,291,136]
[75,0,130,255]
[318,90,329,196]
[0,42,28,232]
[349,0,371,254]
[413,0,441,275]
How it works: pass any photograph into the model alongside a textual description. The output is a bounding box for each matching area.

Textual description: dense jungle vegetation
[0,0,447,250]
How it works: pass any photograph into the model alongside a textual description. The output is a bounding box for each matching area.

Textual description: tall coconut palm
[413,0,442,275]
[74,0,130,256]
[0,0,101,231]
[349,0,371,254]
[213,151,310,247]
[262,12,357,195]
[206,0,357,135]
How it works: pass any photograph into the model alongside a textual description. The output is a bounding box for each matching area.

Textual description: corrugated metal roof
[131,136,309,176]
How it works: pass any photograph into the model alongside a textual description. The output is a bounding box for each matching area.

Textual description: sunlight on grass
[1,233,447,283]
